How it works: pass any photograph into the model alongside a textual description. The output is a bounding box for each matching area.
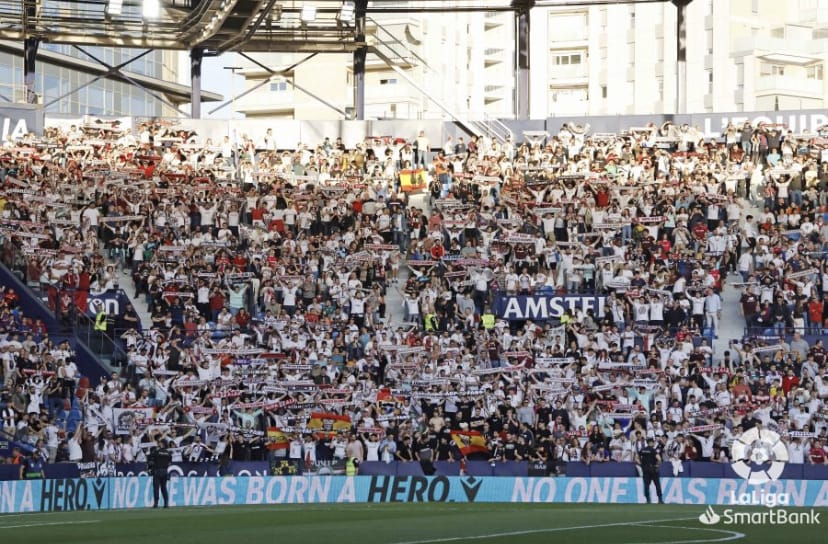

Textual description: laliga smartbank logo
[698,506,821,526]
[730,426,788,485]
[698,426,820,526]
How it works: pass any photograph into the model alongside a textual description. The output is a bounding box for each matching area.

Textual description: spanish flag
[267,428,290,450]
[376,388,405,404]
[399,168,427,192]
[307,412,352,438]
[451,430,488,456]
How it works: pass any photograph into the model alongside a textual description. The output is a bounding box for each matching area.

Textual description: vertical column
[514,1,534,120]
[23,37,39,104]
[672,0,692,114]
[190,48,204,119]
[353,0,368,120]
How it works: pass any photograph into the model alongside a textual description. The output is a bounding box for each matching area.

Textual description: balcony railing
[549,64,589,80]
[755,75,823,95]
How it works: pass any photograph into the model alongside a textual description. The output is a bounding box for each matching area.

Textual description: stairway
[367,17,511,145]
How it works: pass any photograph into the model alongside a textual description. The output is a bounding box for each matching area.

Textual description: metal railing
[0,235,124,371]
[741,327,824,341]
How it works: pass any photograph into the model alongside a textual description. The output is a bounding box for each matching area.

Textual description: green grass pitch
[1,503,825,543]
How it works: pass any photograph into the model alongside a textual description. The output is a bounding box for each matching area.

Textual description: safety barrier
[2,475,827,513]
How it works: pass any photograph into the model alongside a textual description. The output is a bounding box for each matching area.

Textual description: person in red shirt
[594,185,610,208]
[215,252,231,273]
[232,253,247,271]
[781,369,800,395]
[808,296,824,334]
[808,440,827,465]
[4,288,19,308]
[209,288,225,322]
[659,235,672,259]
[235,308,251,330]
[692,222,708,241]
[10,447,24,467]
[250,203,266,226]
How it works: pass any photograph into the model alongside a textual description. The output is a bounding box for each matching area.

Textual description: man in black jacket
[636,437,664,504]
[147,439,173,508]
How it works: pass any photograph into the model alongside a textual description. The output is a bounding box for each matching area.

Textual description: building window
[601,86,607,99]
[760,63,785,76]
[270,81,288,92]
[807,64,824,80]
[551,52,583,66]
[380,78,397,85]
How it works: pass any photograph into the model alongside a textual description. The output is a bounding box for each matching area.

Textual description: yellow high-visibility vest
[481,314,495,329]
[94,311,108,332]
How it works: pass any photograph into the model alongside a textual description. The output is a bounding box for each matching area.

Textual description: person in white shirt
[787,437,806,464]
[363,434,381,462]
[68,423,84,462]
[703,288,722,336]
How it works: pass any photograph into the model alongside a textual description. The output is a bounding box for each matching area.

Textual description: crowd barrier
[2,475,827,513]
[4,460,828,483]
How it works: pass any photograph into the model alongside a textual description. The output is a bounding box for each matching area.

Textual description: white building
[533,0,828,117]
[230,0,828,120]
[233,8,514,121]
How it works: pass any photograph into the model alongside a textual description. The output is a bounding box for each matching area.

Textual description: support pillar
[514,0,534,120]
[353,0,368,120]
[23,37,39,104]
[672,0,692,114]
[190,48,204,119]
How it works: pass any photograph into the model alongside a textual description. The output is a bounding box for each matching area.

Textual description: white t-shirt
[68,438,83,461]
[350,297,366,315]
[365,441,380,462]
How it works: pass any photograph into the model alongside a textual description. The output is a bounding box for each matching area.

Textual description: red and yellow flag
[450,430,488,456]
[376,388,406,404]
[307,412,351,438]
[399,168,427,192]
[266,428,290,450]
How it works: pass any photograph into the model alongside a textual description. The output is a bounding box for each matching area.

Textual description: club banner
[113,407,155,435]
[85,289,133,318]
[399,168,427,192]
[3,475,828,512]
[492,294,606,321]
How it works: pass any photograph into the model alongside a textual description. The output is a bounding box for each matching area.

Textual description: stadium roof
[0,0,670,54]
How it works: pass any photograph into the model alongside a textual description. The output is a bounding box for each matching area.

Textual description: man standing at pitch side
[148,439,173,508]
[636,437,665,504]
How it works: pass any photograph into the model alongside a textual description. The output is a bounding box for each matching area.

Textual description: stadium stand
[2,117,828,481]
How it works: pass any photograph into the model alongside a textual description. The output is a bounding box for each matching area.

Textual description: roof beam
[0,41,222,104]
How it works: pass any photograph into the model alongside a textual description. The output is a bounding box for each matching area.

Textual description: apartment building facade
[232,0,828,120]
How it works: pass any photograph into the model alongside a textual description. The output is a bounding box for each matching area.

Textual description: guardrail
[1,474,825,512]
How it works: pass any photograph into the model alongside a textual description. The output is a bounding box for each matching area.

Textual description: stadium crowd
[1,117,828,476]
